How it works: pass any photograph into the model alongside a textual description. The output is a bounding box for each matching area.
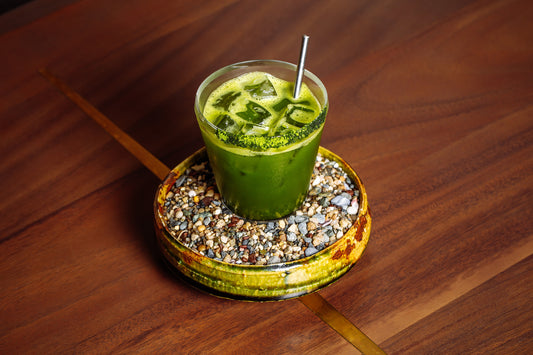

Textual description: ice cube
[244,79,277,99]
[272,98,311,112]
[241,123,269,136]
[236,101,271,124]
[213,114,242,133]
[284,105,314,128]
[213,91,241,111]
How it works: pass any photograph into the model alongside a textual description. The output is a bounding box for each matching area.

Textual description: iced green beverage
[195,60,327,220]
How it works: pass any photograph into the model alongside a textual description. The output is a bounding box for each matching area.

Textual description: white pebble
[288,224,299,234]
[347,206,358,215]
[188,190,196,197]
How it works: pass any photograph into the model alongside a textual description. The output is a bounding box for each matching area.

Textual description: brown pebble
[202,196,213,206]
[249,253,257,263]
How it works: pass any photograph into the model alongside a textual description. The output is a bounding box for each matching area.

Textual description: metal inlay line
[39,68,170,181]
[39,68,386,354]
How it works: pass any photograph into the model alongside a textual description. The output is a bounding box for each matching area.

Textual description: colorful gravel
[162,153,360,265]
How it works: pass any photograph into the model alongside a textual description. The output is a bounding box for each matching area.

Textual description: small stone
[340,218,351,229]
[174,175,186,188]
[179,221,188,230]
[307,221,317,231]
[287,232,297,242]
[313,213,326,224]
[298,222,308,235]
[287,224,298,234]
[331,195,350,207]
[191,163,205,171]
[201,197,213,206]
[347,205,358,215]
[268,255,281,264]
[305,247,318,257]
[197,225,206,233]
[312,233,328,246]
[188,190,197,198]
[294,215,308,223]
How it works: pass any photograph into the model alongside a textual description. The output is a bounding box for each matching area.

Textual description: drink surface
[203,72,323,152]
[197,70,326,220]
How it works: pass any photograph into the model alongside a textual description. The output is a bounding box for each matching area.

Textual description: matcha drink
[195,60,328,220]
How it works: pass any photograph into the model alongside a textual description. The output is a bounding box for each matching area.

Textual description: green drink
[195,60,328,220]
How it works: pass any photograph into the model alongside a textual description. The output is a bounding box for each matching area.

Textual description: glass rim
[194,59,328,149]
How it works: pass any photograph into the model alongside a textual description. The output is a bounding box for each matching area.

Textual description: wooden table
[1,0,532,353]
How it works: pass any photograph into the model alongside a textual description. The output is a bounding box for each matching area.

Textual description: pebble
[287,232,297,242]
[298,222,308,235]
[287,224,299,234]
[347,206,358,215]
[162,153,361,265]
[268,255,281,264]
[305,246,319,257]
[331,194,350,208]
[313,213,326,224]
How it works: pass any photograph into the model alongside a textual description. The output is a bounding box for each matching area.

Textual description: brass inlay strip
[39,68,170,181]
[39,69,386,354]
[300,292,386,354]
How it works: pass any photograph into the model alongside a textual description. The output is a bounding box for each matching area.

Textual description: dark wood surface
[1,0,532,353]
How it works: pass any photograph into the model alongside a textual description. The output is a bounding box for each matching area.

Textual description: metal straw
[293,35,310,99]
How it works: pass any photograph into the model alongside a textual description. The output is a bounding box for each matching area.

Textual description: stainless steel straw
[293,35,310,98]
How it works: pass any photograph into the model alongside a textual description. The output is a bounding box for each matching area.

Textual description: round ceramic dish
[153,146,371,301]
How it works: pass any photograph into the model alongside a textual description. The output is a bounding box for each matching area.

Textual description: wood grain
[1,0,532,353]
[38,67,384,353]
